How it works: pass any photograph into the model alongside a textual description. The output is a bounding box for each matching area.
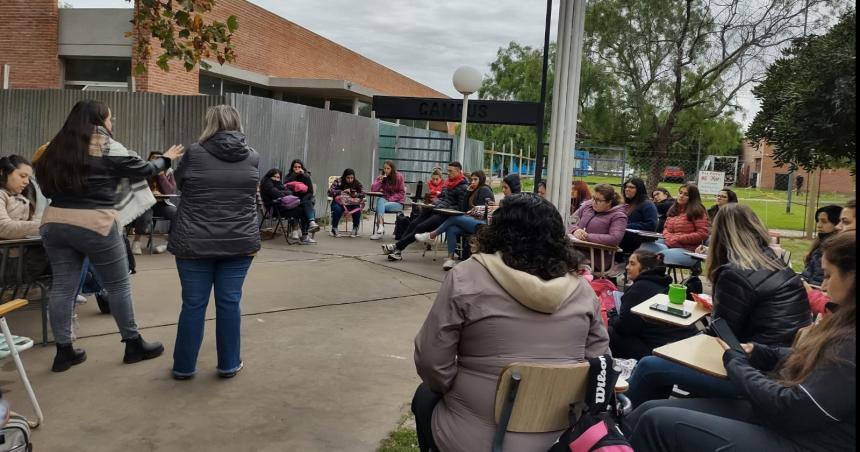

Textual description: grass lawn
[490,175,852,231]
[377,414,419,452]
[779,237,815,272]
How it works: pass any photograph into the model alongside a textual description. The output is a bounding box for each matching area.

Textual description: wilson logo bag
[0,412,32,452]
[548,355,633,452]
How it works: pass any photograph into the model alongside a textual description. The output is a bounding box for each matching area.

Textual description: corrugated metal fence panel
[225,93,307,174]
[162,94,224,151]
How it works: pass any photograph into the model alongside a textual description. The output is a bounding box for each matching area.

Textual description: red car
[662,166,685,182]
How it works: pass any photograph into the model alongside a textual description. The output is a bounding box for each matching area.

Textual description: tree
[587,0,832,190]
[747,10,855,171]
[128,0,238,74]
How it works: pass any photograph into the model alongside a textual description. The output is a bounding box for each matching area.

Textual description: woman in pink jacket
[369,160,406,240]
[569,183,628,271]
[640,183,709,267]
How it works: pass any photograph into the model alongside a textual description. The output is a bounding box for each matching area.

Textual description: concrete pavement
[1,220,447,451]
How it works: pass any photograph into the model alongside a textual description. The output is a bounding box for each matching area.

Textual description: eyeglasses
[593,198,609,204]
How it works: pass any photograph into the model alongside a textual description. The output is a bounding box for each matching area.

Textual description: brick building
[739,140,855,195]
[0,0,448,127]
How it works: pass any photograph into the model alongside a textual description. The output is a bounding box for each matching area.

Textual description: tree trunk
[646,117,678,193]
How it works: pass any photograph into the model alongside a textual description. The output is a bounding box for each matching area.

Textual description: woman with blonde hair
[625,231,855,451]
[168,104,260,379]
[625,204,811,407]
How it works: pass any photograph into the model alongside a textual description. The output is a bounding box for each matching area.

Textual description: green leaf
[226,15,239,33]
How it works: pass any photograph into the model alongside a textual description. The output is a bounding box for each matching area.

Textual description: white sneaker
[75,295,87,304]
[387,250,402,261]
[300,235,316,245]
[291,230,300,240]
[131,240,143,255]
[370,233,382,240]
[153,244,168,254]
[329,229,339,238]
[308,220,321,233]
[350,228,360,238]
[381,244,396,255]
[442,259,458,270]
[414,232,434,244]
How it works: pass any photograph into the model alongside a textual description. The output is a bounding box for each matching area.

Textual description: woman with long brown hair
[369,160,405,240]
[639,183,709,268]
[624,231,855,451]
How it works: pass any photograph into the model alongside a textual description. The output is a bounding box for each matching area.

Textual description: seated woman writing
[412,193,609,452]
[426,167,444,203]
[327,168,364,238]
[259,168,314,244]
[413,170,494,270]
[608,250,697,360]
[624,231,855,452]
[569,183,628,272]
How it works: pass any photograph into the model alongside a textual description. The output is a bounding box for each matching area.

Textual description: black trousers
[623,398,805,451]
[608,326,654,360]
[411,383,442,452]
[395,211,446,251]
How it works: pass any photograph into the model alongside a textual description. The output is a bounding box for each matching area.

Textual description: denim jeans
[331,202,361,229]
[300,195,316,222]
[434,215,484,254]
[41,223,139,344]
[173,256,253,376]
[375,198,403,216]
[77,258,104,296]
[638,239,698,267]
[625,355,743,408]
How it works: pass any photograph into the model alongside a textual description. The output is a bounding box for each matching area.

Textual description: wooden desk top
[631,293,710,327]
[569,236,623,252]
[653,334,728,379]
[684,251,708,261]
[626,229,664,239]
[434,208,464,215]
[0,237,42,245]
[365,191,384,196]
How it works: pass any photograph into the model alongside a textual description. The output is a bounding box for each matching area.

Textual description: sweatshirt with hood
[414,253,610,452]
[168,131,261,259]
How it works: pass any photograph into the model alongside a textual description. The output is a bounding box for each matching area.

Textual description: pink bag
[589,278,619,327]
[285,181,308,194]
[279,195,300,209]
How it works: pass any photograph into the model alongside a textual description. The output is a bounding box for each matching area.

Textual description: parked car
[662,166,685,182]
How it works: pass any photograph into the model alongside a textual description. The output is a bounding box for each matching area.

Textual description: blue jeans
[173,256,253,376]
[331,202,361,229]
[77,258,104,296]
[625,355,743,408]
[375,198,403,215]
[434,215,485,254]
[638,239,698,267]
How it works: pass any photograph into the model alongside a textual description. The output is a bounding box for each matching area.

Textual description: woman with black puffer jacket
[624,231,855,452]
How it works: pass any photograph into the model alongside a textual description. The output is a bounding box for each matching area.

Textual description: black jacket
[284,171,314,199]
[710,251,811,346]
[260,176,289,207]
[654,197,674,232]
[434,177,469,210]
[609,268,697,347]
[168,131,261,259]
[724,338,856,451]
[460,185,494,211]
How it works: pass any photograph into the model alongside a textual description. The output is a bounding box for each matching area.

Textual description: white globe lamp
[452,66,482,166]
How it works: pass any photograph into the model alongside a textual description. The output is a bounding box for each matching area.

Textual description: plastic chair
[0,299,44,428]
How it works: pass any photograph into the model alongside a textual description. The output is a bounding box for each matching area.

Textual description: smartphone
[711,318,744,353]
[649,303,691,318]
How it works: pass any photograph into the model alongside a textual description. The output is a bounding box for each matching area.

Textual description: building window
[63,58,130,90]
[199,74,221,95]
[198,73,273,99]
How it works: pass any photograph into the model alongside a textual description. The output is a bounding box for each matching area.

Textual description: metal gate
[378,133,454,185]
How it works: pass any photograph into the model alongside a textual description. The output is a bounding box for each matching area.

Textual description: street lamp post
[452,66,482,167]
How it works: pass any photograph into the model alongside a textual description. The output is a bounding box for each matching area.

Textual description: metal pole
[2,64,10,89]
[532,0,553,191]
[458,93,469,165]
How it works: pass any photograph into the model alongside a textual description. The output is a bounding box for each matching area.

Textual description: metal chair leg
[1,317,43,427]
[492,372,521,452]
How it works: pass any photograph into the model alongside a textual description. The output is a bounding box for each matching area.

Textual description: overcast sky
[67,0,760,126]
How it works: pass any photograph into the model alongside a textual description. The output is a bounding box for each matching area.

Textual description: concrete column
[352,97,360,115]
[324,99,331,110]
[546,0,587,226]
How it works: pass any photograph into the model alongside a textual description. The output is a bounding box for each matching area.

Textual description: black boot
[122,335,164,364]
[52,343,87,372]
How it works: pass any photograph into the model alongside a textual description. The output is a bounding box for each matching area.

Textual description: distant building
[739,140,855,194]
[0,0,449,130]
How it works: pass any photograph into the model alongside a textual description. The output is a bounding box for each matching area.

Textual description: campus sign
[372,96,541,126]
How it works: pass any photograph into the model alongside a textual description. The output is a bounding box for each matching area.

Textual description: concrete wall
[58,9,132,58]
[0,0,60,89]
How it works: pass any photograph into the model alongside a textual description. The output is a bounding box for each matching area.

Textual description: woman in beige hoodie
[0,155,40,239]
[412,193,610,452]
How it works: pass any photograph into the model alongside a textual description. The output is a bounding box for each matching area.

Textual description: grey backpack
[0,413,32,452]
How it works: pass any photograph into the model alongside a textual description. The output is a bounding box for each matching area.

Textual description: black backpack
[393,212,411,240]
[547,355,633,452]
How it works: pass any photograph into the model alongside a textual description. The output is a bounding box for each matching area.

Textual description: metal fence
[0,89,484,211]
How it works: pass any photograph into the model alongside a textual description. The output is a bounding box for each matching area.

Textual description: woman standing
[369,160,406,240]
[328,168,365,237]
[412,194,609,452]
[624,231,855,452]
[35,100,183,372]
[168,105,260,380]
[706,188,738,220]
